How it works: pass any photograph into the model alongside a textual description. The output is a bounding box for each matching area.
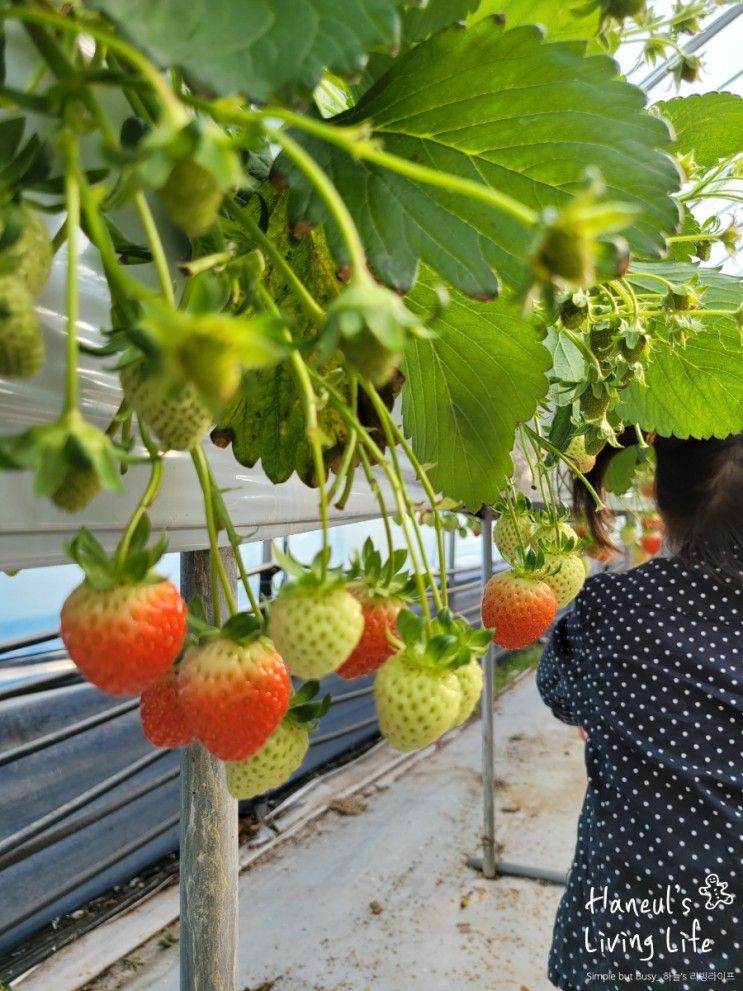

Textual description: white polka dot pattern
[536,554,743,991]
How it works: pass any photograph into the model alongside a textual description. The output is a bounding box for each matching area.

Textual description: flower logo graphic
[698,874,735,911]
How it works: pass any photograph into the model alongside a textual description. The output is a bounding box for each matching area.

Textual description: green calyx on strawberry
[337,541,416,680]
[0,275,43,378]
[0,205,53,298]
[267,547,365,680]
[321,275,431,387]
[61,518,188,696]
[138,120,244,238]
[178,606,292,762]
[374,608,490,753]
[223,682,330,799]
[0,409,125,504]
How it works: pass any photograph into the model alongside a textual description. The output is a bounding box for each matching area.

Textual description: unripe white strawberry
[374,650,462,753]
[268,584,364,680]
[225,718,309,799]
[541,553,586,608]
[120,360,212,451]
[565,436,596,474]
[450,660,483,728]
[493,513,533,561]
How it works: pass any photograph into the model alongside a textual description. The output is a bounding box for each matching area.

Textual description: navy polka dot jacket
[536,555,742,991]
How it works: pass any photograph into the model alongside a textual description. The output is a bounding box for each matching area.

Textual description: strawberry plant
[0,0,741,946]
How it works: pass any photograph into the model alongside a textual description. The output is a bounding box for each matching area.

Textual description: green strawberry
[579,389,610,422]
[559,295,588,329]
[157,160,223,237]
[120,360,212,451]
[52,466,101,513]
[8,207,53,298]
[268,584,364,680]
[619,336,650,363]
[0,276,43,378]
[375,649,462,753]
[493,513,533,562]
[541,552,586,609]
[620,521,638,545]
[534,520,579,546]
[603,0,645,19]
[225,717,309,800]
[564,436,596,474]
[450,660,483,729]
[584,434,607,456]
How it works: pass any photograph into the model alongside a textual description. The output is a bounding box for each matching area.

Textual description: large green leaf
[617,262,743,438]
[87,0,401,103]
[656,93,743,171]
[401,270,551,507]
[281,21,680,297]
[471,0,609,48]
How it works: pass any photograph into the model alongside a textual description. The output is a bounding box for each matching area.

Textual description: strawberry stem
[134,191,175,305]
[362,379,449,609]
[264,125,368,277]
[191,446,238,617]
[114,417,164,570]
[289,349,331,581]
[206,460,263,617]
[61,134,80,417]
[306,367,432,626]
[222,199,324,326]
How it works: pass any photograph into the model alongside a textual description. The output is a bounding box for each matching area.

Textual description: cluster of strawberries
[481,499,589,651]
[59,533,492,800]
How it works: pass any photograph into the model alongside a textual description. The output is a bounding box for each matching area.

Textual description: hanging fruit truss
[0,0,742,786]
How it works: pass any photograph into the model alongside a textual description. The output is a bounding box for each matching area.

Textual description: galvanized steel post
[480,509,497,879]
[180,549,239,991]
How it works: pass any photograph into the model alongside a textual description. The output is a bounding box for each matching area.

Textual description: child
[536,432,742,991]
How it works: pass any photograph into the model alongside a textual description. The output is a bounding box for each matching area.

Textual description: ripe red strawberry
[641,531,663,556]
[336,596,401,680]
[177,635,290,761]
[140,666,194,748]
[120,360,212,451]
[61,579,187,695]
[481,571,557,650]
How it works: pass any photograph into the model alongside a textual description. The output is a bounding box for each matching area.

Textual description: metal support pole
[180,548,239,991]
[480,508,497,879]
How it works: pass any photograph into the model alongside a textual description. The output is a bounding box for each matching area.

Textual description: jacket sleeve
[536,602,584,727]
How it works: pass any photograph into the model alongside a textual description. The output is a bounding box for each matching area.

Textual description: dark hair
[574,428,743,582]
